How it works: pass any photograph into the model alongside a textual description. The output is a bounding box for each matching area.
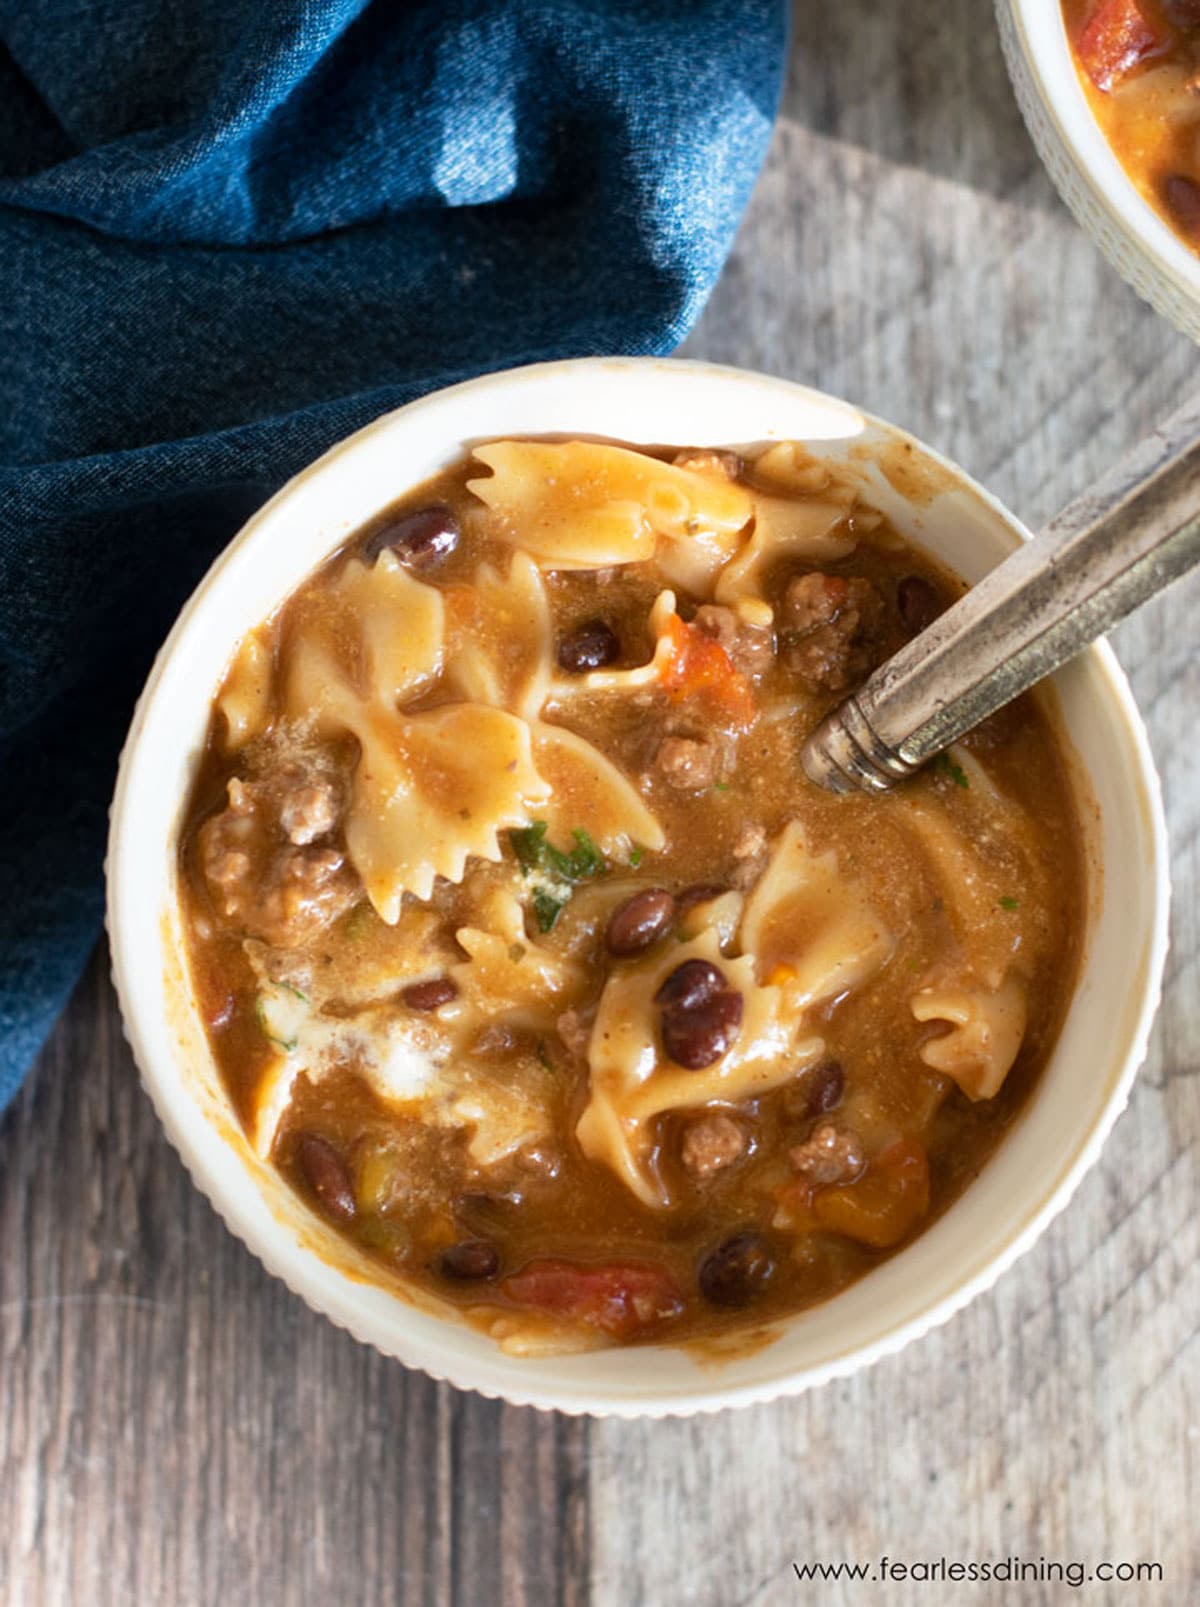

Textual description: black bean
[402,976,459,1011]
[896,575,943,636]
[437,1240,501,1281]
[362,503,460,569]
[654,958,725,1011]
[661,988,744,1070]
[1164,173,1200,238]
[698,1232,776,1308]
[607,889,676,956]
[804,1059,845,1117]
[655,960,741,1069]
[557,620,620,673]
[297,1133,356,1223]
[782,1060,847,1123]
[455,1189,527,1226]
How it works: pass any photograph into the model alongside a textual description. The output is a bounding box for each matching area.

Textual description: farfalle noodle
[912,975,1028,1101]
[577,929,822,1206]
[453,886,586,1024]
[467,439,753,576]
[532,722,665,856]
[714,494,856,606]
[443,552,552,719]
[286,554,548,916]
[217,628,274,751]
[740,821,894,1009]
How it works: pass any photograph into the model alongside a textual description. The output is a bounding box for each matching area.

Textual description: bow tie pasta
[442,552,553,719]
[577,925,819,1207]
[467,438,755,581]
[284,553,549,916]
[740,822,895,1009]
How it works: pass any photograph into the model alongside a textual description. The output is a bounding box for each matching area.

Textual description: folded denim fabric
[0,0,786,1109]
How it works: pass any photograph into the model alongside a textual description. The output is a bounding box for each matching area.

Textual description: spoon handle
[801,395,1200,795]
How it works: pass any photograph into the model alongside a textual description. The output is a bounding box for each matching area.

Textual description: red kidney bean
[661,988,744,1069]
[297,1133,356,1223]
[557,620,620,672]
[437,1240,501,1281]
[654,958,725,1011]
[362,504,460,569]
[698,1232,776,1308]
[402,976,459,1011]
[606,889,676,956]
[896,575,943,636]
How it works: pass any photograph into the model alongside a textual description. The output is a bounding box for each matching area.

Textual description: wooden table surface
[3,4,1197,1604]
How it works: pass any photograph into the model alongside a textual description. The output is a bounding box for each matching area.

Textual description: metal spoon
[801,396,1200,795]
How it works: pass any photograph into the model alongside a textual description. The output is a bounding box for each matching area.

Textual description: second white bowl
[997,0,1200,340]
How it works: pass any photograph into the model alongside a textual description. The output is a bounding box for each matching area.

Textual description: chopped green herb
[510,821,608,931]
[254,980,309,1054]
[535,1039,554,1071]
[254,996,298,1054]
[628,844,645,869]
[563,827,605,881]
[531,888,566,932]
[510,820,550,871]
[509,821,606,883]
[999,895,1020,911]
[934,752,970,789]
[713,780,730,792]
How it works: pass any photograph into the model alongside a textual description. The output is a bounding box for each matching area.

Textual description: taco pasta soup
[179,437,1085,1353]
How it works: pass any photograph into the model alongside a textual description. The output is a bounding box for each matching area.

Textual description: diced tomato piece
[812,1139,931,1250]
[501,1258,686,1339]
[660,614,755,727]
[1074,0,1173,91]
[773,1177,819,1234]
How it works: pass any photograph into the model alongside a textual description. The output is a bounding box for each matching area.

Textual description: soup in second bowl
[1064,0,1200,248]
[178,437,1085,1353]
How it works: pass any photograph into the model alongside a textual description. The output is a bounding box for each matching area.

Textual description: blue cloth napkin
[0,0,786,1110]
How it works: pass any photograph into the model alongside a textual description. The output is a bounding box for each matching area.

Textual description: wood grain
[2,1,1197,1603]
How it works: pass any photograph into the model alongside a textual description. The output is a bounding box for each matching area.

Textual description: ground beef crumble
[780,573,884,692]
[788,1122,865,1187]
[199,758,358,946]
[680,1112,747,1178]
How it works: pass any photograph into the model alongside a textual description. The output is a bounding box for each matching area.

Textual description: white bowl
[997,0,1200,339]
[106,358,1169,1417]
